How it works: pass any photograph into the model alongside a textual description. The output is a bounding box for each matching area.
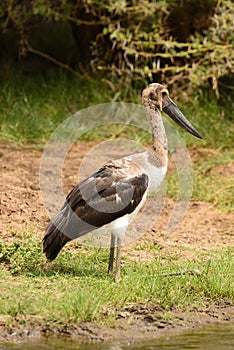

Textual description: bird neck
[145,107,168,167]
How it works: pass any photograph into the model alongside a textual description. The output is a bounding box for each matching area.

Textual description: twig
[24,38,81,78]
[159,269,201,277]
[209,185,234,209]
[214,185,234,195]
[142,269,202,278]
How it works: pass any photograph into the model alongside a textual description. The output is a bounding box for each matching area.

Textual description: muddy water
[1,324,234,350]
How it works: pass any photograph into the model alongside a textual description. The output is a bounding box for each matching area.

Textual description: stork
[43,83,202,282]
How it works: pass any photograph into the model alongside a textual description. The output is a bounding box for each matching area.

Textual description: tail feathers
[43,213,71,261]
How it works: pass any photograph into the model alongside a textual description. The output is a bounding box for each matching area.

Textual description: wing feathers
[49,162,148,240]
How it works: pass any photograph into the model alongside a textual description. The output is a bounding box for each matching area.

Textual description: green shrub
[0,1,233,95]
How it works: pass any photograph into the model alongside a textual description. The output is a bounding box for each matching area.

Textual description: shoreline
[1,303,233,344]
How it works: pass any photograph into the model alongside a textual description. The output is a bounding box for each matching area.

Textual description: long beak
[162,95,203,139]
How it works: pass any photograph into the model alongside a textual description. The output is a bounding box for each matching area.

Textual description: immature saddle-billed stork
[43,83,202,282]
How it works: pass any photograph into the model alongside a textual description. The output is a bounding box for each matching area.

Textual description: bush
[0,1,233,95]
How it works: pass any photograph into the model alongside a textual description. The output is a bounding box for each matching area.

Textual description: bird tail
[43,211,71,261]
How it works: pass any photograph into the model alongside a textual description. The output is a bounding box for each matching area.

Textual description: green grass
[0,237,233,325]
[0,72,233,149]
[0,72,141,144]
[182,90,234,150]
[193,151,234,212]
[166,149,234,213]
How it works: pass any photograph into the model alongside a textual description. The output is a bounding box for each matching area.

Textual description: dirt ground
[0,142,233,343]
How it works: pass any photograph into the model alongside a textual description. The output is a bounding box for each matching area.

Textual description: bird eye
[162,91,167,96]
[149,91,156,100]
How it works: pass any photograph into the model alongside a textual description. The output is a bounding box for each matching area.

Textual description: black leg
[108,232,116,274]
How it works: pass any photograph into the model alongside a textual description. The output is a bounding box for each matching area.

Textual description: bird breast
[126,151,167,193]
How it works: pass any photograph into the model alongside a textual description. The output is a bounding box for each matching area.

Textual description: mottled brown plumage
[43,161,148,260]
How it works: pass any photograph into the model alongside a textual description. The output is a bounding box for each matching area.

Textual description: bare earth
[0,142,233,343]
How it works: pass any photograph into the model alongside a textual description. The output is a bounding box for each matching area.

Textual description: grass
[0,237,233,325]
[0,72,140,144]
[166,148,234,213]
[0,72,233,149]
[193,150,234,212]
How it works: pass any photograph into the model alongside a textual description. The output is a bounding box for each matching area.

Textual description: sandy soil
[0,142,233,343]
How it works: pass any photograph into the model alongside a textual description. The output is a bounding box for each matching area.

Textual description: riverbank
[0,303,233,343]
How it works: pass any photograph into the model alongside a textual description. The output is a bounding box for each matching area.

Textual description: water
[1,324,234,350]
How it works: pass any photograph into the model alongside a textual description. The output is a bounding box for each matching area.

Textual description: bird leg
[115,236,122,283]
[108,232,116,274]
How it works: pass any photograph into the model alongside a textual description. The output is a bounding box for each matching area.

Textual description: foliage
[0,237,42,274]
[0,1,233,95]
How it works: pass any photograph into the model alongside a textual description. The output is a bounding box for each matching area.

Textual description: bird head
[142,83,203,139]
[142,83,168,111]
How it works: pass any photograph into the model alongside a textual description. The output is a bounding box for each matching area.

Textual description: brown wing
[51,163,148,240]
